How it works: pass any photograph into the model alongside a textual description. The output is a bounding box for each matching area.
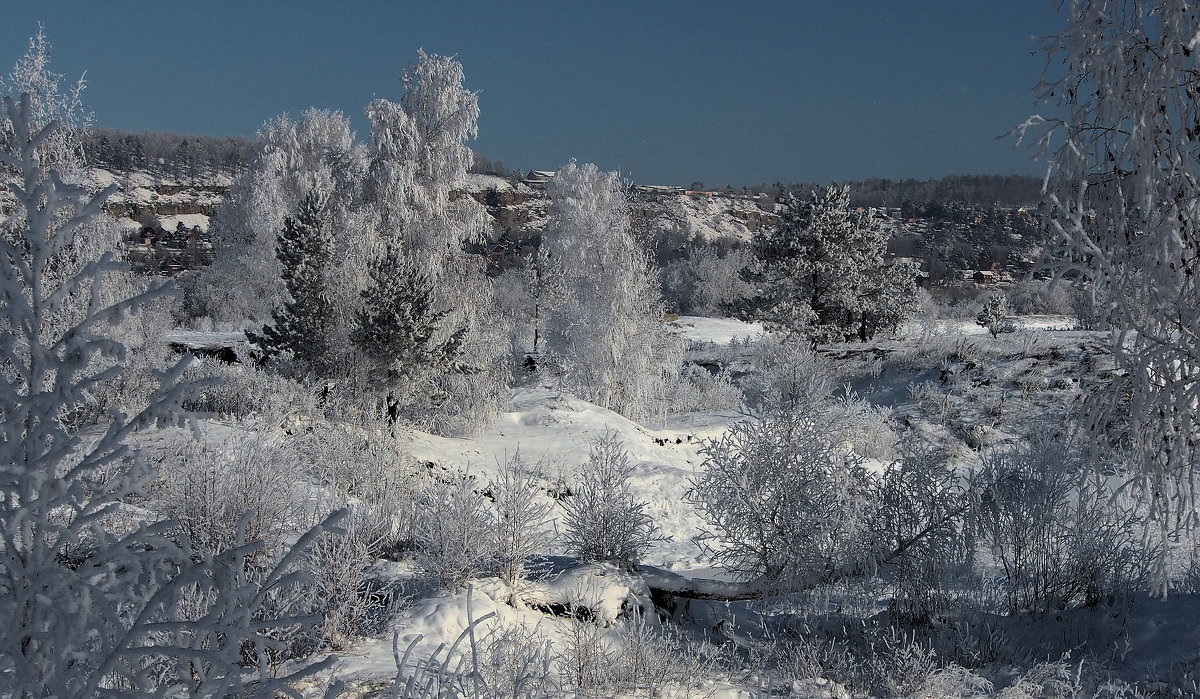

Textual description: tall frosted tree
[359,51,507,434]
[250,192,337,375]
[540,161,681,422]
[184,108,364,324]
[364,50,489,264]
[748,184,917,343]
[1018,0,1200,591]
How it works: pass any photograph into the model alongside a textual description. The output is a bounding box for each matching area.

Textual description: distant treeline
[697,174,1043,208]
[82,128,255,180]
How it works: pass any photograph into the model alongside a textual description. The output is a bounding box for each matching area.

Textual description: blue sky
[1,2,1064,186]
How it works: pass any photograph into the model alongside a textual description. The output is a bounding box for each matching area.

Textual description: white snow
[157,213,211,232]
[669,315,764,345]
[459,172,517,192]
[404,387,741,570]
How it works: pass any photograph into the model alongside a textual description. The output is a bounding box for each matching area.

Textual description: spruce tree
[250,192,336,374]
[351,246,467,420]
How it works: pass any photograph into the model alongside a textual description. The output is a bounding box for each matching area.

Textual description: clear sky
[0,2,1064,186]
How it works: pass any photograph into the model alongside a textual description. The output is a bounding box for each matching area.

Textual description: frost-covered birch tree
[0,94,337,696]
[1018,0,1200,590]
[358,51,507,434]
[364,50,489,263]
[185,108,364,324]
[0,26,90,180]
[540,161,682,423]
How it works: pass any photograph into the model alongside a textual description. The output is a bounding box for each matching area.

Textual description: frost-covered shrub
[660,244,753,316]
[150,430,306,558]
[612,616,723,696]
[69,273,178,428]
[561,433,665,568]
[834,393,900,462]
[415,476,492,590]
[874,447,970,625]
[471,621,556,697]
[688,411,873,588]
[974,435,1151,612]
[1006,277,1075,316]
[180,358,317,419]
[867,629,940,698]
[559,618,621,697]
[663,363,741,413]
[306,422,421,556]
[1000,658,1144,699]
[1072,285,1115,331]
[739,334,836,417]
[298,515,381,651]
[489,453,555,585]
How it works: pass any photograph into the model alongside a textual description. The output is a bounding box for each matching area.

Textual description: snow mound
[404,387,742,570]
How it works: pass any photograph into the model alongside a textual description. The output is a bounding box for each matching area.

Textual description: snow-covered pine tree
[351,245,468,422]
[250,192,337,375]
[540,161,682,423]
[0,93,338,696]
[749,184,916,343]
[976,292,1013,338]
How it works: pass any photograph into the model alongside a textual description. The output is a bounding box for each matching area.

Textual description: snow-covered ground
[901,314,1077,337]
[669,315,764,345]
[405,387,741,571]
[143,317,1200,695]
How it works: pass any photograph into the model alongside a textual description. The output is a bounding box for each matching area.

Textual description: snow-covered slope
[405,387,742,570]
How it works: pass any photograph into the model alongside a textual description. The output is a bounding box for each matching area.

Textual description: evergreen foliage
[351,246,468,417]
[748,184,917,343]
[975,293,1014,338]
[250,192,337,375]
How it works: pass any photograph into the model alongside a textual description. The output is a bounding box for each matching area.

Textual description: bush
[415,476,492,590]
[489,453,555,586]
[561,433,665,568]
[305,421,421,556]
[1006,277,1075,316]
[973,435,1152,612]
[392,587,554,698]
[149,429,306,558]
[874,447,971,625]
[739,334,836,417]
[663,362,741,413]
[660,244,753,316]
[180,358,317,420]
[688,411,873,588]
